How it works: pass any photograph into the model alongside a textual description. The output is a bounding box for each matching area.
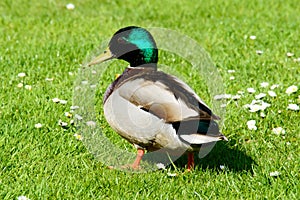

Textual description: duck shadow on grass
[143,139,256,173]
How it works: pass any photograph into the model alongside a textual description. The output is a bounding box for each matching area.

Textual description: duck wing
[114,69,226,145]
[117,69,220,123]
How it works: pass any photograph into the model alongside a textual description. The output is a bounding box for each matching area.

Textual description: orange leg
[187,152,194,171]
[132,149,145,169]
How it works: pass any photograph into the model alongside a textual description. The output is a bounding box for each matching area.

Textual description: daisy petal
[247,120,257,130]
[156,163,166,170]
[256,50,263,55]
[270,84,279,90]
[73,133,83,140]
[214,94,232,100]
[34,123,43,128]
[17,196,30,200]
[52,98,60,103]
[285,85,298,95]
[17,72,26,78]
[260,82,269,88]
[287,104,299,111]
[86,121,96,127]
[270,171,280,177]
[272,127,285,135]
[247,88,256,93]
[59,100,67,105]
[268,91,277,97]
[167,172,177,177]
[66,3,75,10]
[17,83,23,88]
[25,85,32,90]
[255,93,266,99]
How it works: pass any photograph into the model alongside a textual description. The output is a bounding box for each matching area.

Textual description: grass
[0,0,299,199]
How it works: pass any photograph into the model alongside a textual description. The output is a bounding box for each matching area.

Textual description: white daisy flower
[260,112,266,118]
[229,76,235,80]
[219,165,225,170]
[246,100,271,111]
[286,52,294,57]
[247,88,256,93]
[75,114,83,120]
[52,98,60,103]
[34,123,43,128]
[58,120,68,127]
[270,84,279,90]
[156,163,166,170]
[261,101,271,110]
[260,82,269,88]
[70,105,79,110]
[17,72,26,78]
[66,3,75,10]
[17,83,23,88]
[86,121,96,127]
[272,127,285,135]
[247,120,257,130]
[250,99,261,104]
[227,69,235,73]
[167,172,177,177]
[81,80,88,85]
[285,85,298,95]
[256,50,263,55]
[287,104,299,111]
[268,91,277,97]
[59,100,67,105]
[220,104,227,108]
[249,35,256,40]
[17,196,30,200]
[232,95,241,100]
[255,93,266,99]
[45,77,54,81]
[269,171,280,177]
[24,85,32,90]
[214,94,232,100]
[65,112,72,118]
[73,133,83,141]
[248,104,262,112]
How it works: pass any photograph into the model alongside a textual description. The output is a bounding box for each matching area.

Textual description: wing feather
[117,70,219,122]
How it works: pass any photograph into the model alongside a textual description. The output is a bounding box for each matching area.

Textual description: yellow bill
[88,48,113,66]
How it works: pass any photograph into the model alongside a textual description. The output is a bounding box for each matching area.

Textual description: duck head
[88,26,158,68]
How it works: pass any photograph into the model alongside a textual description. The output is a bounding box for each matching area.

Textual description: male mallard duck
[88,26,227,170]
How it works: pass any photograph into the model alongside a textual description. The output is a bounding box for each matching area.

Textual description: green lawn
[0,0,299,199]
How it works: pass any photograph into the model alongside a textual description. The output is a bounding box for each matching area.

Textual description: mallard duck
[88,26,227,170]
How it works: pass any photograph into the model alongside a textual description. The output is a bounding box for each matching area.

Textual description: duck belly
[103,91,190,151]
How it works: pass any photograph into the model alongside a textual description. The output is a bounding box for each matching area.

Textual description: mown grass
[0,0,299,199]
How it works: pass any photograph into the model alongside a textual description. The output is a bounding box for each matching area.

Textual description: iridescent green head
[88,26,158,68]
